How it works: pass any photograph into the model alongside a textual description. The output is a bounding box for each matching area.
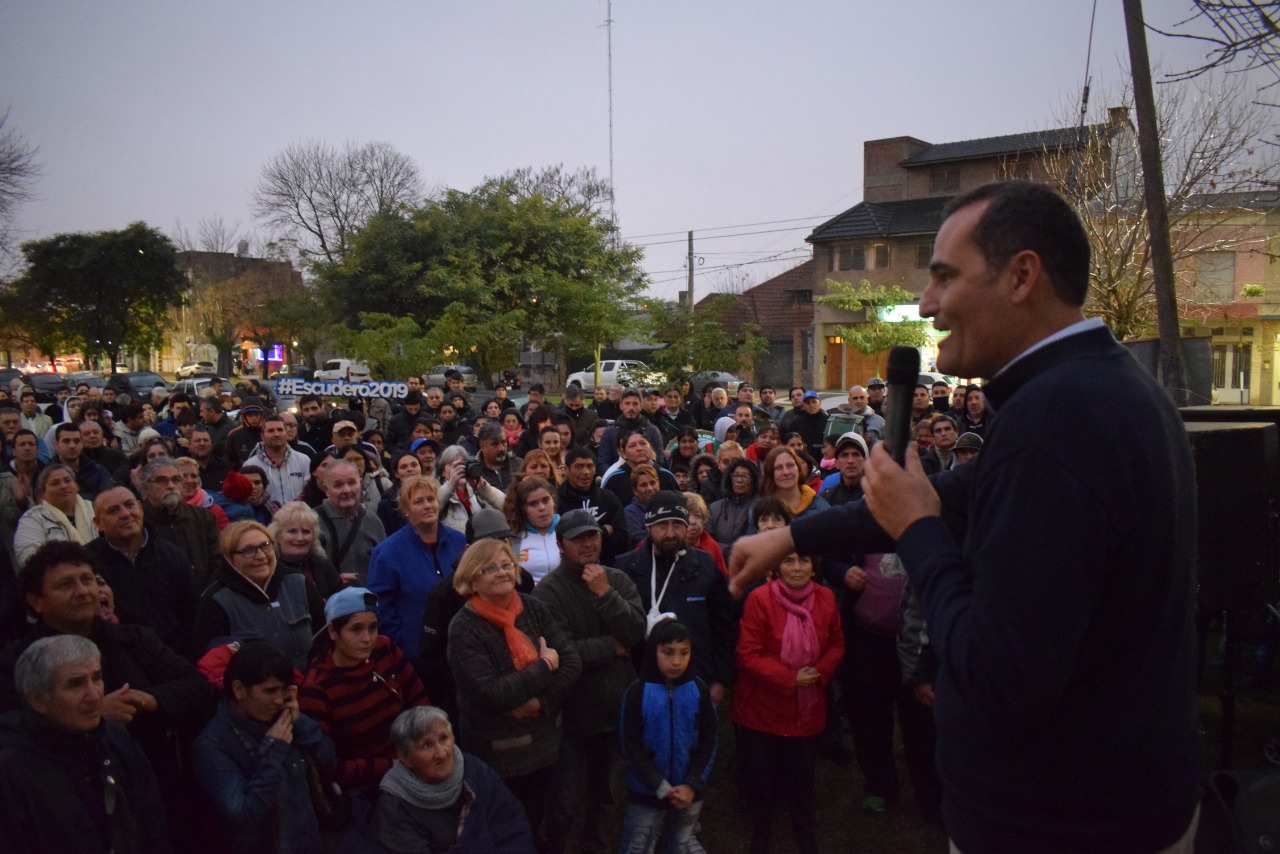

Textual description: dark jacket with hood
[618,624,717,807]
[706,458,760,552]
[192,560,326,667]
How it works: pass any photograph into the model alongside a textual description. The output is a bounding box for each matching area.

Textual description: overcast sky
[0,1,1254,302]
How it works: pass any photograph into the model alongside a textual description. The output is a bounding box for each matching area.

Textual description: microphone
[883,345,921,466]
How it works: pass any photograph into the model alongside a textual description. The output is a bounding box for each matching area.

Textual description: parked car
[685,370,745,394]
[565,359,663,391]
[173,376,229,400]
[106,371,171,401]
[0,367,23,390]
[314,359,371,383]
[21,372,68,403]
[269,364,312,380]
[423,364,479,392]
[66,372,107,391]
[176,360,216,379]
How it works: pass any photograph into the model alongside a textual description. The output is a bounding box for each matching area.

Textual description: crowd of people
[0,361,986,854]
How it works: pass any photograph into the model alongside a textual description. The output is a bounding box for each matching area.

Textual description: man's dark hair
[620,388,641,401]
[199,397,222,414]
[54,422,79,441]
[169,392,191,407]
[760,385,775,394]
[916,384,929,393]
[944,181,1090,306]
[930,414,958,432]
[19,390,34,402]
[261,414,284,428]
[121,403,144,421]
[240,464,267,483]
[565,445,595,466]
[0,405,19,417]
[298,394,322,408]
[19,541,94,600]
[223,641,295,701]
[528,383,546,394]
[175,410,198,427]
[931,381,949,391]
[190,424,210,436]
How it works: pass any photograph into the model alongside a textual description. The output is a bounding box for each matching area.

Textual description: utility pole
[1123,0,1188,406]
[687,231,695,313]
[606,0,616,232]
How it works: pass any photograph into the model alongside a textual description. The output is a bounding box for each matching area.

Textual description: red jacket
[733,580,844,738]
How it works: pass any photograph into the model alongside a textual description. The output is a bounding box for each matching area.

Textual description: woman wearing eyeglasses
[448,538,581,840]
[192,520,326,668]
[299,587,430,793]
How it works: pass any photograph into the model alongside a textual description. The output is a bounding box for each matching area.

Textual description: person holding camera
[435,445,506,536]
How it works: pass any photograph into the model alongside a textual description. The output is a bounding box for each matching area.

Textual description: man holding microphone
[731,182,1200,853]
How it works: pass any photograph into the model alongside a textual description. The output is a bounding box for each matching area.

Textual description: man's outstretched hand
[727,526,795,598]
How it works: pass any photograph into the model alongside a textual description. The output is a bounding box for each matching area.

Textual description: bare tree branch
[252,140,424,264]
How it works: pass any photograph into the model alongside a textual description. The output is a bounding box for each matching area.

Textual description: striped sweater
[298,635,429,790]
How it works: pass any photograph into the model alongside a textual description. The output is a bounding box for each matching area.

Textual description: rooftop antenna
[605,0,617,232]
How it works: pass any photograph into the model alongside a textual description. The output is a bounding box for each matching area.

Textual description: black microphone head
[886,346,921,386]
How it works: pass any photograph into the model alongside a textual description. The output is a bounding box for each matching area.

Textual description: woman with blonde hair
[448,537,581,840]
[192,520,326,667]
[269,501,344,600]
[366,475,466,662]
[13,464,98,567]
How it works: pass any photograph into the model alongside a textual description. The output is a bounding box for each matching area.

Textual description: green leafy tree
[644,295,769,380]
[817,279,933,362]
[257,284,337,370]
[330,313,439,380]
[6,222,187,370]
[316,172,647,383]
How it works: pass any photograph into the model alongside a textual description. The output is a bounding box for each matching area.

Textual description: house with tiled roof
[802,108,1134,389]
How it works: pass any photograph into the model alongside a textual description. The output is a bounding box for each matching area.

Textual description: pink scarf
[770,578,821,721]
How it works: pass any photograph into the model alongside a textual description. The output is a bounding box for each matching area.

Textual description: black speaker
[1184,421,1280,612]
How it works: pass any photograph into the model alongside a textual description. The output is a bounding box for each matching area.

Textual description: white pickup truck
[313,359,372,383]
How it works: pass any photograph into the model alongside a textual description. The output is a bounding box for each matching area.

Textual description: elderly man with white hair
[0,634,172,853]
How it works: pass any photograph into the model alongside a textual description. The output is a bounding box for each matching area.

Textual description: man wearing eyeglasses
[139,457,220,585]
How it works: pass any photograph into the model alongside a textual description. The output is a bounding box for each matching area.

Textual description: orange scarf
[468,594,539,670]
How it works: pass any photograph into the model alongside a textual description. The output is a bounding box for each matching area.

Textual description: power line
[621,213,841,242]
[631,224,824,248]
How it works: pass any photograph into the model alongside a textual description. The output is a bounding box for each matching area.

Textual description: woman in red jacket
[733,552,843,854]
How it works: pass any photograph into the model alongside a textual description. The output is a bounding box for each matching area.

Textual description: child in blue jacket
[617,619,718,854]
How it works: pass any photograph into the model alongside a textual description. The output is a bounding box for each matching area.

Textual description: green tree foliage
[256,282,337,370]
[316,170,646,382]
[817,279,933,356]
[3,222,186,369]
[644,295,769,379]
[331,313,438,380]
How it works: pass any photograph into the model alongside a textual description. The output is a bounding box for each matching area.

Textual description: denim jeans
[618,799,705,854]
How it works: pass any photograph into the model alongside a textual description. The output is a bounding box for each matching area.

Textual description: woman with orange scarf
[447,538,581,842]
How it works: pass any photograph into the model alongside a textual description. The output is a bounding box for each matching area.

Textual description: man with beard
[615,492,734,704]
[556,447,628,565]
[85,487,199,657]
[534,510,646,854]
[242,416,310,505]
[187,426,233,494]
[475,421,520,491]
[866,377,886,416]
[596,389,663,471]
[315,460,386,586]
[138,458,220,586]
[296,394,333,452]
[759,385,786,425]
[559,384,600,447]
[53,423,114,500]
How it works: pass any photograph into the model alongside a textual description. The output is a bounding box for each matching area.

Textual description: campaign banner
[276,378,410,399]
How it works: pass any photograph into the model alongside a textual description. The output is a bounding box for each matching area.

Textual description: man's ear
[1005,249,1045,305]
